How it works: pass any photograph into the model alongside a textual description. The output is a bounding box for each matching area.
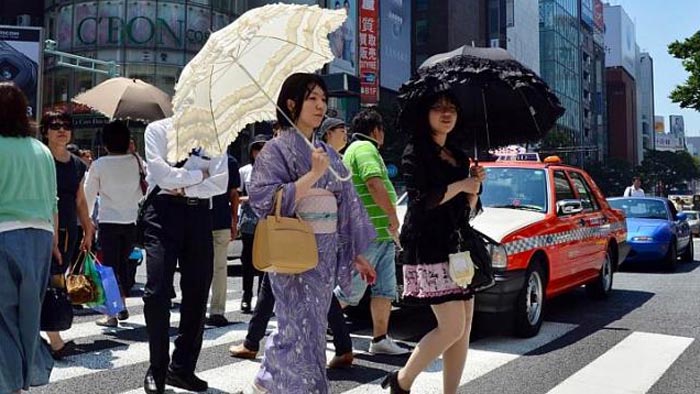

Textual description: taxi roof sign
[495,152,541,162]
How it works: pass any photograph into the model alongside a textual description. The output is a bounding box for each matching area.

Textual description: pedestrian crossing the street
[36,287,695,394]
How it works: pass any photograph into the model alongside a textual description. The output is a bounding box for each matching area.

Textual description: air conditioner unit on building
[16,14,31,26]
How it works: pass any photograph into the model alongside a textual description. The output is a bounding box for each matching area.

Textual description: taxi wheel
[514,260,545,338]
[586,248,613,299]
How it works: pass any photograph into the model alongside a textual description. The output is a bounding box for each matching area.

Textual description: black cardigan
[399,138,476,265]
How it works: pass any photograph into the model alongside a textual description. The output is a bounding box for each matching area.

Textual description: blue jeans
[0,228,54,393]
[335,240,397,306]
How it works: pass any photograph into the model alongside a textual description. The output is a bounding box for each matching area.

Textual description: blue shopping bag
[90,263,125,316]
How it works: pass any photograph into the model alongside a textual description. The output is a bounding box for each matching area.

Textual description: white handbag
[448,251,475,288]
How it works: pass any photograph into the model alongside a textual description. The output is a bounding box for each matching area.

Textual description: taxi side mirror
[557,199,583,216]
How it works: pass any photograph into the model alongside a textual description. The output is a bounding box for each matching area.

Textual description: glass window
[481,168,548,213]
[609,199,669,220]
[554,170,575,202]
[569,172,599,211]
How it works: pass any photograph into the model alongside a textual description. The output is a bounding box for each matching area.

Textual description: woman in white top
[84,121,144,327]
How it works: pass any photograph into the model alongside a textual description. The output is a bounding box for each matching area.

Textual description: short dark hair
[633,176,641,182]
[351,108,383,136]
[276,73,328,128]
[41,110,72,136]
[102,120,131,154]
[0,82,33,137]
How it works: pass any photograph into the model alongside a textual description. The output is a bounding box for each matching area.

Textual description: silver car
[682,210,700,236]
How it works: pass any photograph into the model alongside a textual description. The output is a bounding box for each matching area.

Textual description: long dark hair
[276,73,328,128]
[0,82,33,138]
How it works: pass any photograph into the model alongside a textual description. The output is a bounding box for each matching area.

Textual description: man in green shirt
[334,109,409,355]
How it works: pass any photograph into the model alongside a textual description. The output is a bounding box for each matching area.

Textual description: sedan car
[396,157,628,338]
[682,210,700,236]
[607,197,693,270]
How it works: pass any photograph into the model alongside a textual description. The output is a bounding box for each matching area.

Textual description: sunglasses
[48,122,71,131]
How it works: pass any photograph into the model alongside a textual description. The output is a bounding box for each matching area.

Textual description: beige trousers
[209,229,231,316]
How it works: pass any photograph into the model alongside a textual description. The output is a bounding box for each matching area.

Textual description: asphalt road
[33,239,700,394]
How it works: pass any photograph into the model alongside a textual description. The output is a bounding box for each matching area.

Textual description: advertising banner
[654,115,665,133]
[620,13,636,78]
[359,0,379,103]
[380,0,410,91]
[593,0,604,31]
[0,25,43,121]
[581,0,594,28]
[670,115,685,136]
[328,0,357,76]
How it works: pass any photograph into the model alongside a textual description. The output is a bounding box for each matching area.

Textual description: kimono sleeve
[248,141,297,219]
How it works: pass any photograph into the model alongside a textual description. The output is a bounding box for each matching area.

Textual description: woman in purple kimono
[248,73,376,393]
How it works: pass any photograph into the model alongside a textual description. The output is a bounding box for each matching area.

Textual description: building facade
[638,52,655,152]
[604,3,640,164]
[413,0,487,69]
[579,0,606,163]
[487,0,540,74]
[539,0,582,163]
[606,67,638,163]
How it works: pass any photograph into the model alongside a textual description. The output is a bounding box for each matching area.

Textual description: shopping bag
[90,263,125,316]
[83,253,105,307]
[66,252,98,305]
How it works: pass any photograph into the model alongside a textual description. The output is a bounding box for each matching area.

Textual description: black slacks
[98,223,136,297]
[244,273,353,356]
[240,232,262,302]
[142,195,213,379]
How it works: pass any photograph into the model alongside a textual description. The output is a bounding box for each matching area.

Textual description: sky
[606,0,700,136]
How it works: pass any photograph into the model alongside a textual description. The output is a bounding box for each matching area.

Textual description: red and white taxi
[397,156,629,337]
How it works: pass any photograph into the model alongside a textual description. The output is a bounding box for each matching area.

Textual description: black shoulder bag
[135,185,161,247]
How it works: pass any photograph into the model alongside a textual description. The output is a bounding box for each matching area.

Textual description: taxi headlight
[490,244,508,269]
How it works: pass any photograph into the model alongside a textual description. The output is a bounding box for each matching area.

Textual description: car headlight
[490,244,508,269]
[632,235,654,242]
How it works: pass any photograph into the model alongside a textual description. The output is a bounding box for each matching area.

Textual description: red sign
[359,0,379,103]
[593,0,605,31]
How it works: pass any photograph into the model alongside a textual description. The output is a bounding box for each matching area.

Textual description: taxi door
[548,170,586,293]
[567,170,607,280]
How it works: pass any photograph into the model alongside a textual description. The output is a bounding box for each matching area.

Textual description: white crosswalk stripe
[42,291,695,394]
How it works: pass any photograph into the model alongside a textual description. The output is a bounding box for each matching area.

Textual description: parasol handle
[229,60,352,182]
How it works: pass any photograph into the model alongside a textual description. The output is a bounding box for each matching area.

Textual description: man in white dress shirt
[141,117,227,394]
[623,176,645,197]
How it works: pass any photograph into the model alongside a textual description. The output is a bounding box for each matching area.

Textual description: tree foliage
[668,30,700,111]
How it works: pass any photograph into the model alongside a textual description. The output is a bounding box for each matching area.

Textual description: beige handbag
[253,188,319,274]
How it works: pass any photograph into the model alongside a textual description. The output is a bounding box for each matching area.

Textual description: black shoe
[380,370,410,394]
[240,301,252,314]
[50,340,77,360]
[205,314,230,327]
[144,367,165,394]
[166,369,208,392]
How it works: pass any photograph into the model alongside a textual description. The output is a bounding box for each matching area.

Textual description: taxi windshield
[481,168,547,213]
[608,199,668,220]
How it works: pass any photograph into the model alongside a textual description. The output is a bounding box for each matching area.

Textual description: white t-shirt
[623,186,645,197]
[84,154,143,224]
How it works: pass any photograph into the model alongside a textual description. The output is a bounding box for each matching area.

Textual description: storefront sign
[359,0,379,103]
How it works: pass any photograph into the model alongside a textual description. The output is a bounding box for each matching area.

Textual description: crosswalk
[35,286,695,394]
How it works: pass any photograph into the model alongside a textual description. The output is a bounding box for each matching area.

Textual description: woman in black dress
[382,92,485,394]
[41,110,94,359]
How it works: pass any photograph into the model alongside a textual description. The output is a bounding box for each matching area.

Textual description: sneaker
[369,337,411,355]
[96,316,118,327]
[205,314,230,327]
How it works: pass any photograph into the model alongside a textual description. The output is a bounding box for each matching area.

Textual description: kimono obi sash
[296,188,338,234]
